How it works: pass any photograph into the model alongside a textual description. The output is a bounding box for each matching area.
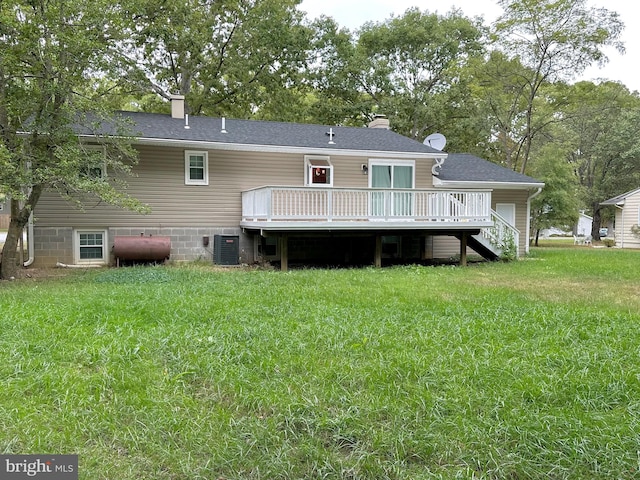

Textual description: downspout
[526,187,543,254]
[23,212,34,267]
[21,159,35,267]
[614,204,624,248]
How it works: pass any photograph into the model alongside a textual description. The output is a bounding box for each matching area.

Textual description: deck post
[460,232,468,267]
[280,234,289,271]
[374,234,382,268]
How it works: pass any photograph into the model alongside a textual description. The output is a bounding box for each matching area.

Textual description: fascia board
[100,136,447,160]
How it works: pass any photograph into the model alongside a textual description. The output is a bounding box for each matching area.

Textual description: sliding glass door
[370,162,414,217]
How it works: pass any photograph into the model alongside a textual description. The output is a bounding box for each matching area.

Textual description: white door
[496,203,516,226]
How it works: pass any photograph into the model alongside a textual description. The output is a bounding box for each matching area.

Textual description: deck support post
[460,232,468,267]
[280,234,288,271]
[374,234,382,268]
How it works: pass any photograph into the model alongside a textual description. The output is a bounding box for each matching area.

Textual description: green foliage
[490,0,624,173]
[126,0,312,118]
[557,81,640,233]
[0,0,150,278]
[310,8,486,137]
[1,251,639,478]
[530,143,581,239]
[499,230,517,261]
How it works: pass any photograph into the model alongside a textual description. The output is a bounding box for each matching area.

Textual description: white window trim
[74,229,108,264]
[304,155,333,187]
[185,150,209,185]
[367,159,416,188]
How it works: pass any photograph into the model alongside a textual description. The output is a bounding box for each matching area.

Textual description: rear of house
[31,99,543,269]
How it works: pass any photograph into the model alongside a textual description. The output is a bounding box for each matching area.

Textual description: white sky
[298,0,639,93]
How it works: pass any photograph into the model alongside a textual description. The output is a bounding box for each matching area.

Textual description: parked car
[599,227,608,237]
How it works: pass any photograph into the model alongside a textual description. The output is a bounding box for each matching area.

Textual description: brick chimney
[170,94,185,119]
[368,114,390,129]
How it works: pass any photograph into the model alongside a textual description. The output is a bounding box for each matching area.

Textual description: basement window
[75,230,108,264]
[305,155,332,187]
[185,150,209,185]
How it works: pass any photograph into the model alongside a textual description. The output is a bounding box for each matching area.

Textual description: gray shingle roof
[600,187,640,205]
[439,153,542,185]
[113,111,443,155]
[86,112,542,185]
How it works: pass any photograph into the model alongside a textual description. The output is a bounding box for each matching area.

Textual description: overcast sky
[298,0,638,93]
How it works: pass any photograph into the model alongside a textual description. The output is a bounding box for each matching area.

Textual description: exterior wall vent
[213,235,239,265]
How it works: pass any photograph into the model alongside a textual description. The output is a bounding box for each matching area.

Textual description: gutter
[433,177,545,190]
[78,135,445,161]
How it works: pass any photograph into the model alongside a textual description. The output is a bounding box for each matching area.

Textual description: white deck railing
[242,186,492,223]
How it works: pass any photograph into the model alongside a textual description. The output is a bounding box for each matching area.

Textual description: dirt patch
[1,266,84,282]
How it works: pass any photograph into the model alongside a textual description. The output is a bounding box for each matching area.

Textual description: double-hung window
[82,145,106,180]
[185,151,209,185]
[75,230,108,264]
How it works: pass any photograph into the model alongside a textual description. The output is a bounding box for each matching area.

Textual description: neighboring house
[32,96,544,269]
[0,197,8,230]
[600,188,640,249]
[575,212,593,237]
[539,212,600,240]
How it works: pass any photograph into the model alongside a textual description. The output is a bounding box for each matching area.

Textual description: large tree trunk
[592,205,603,241]
[0,200,28,279]
[0,186,42,279]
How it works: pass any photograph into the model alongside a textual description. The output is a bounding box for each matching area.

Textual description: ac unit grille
[213,235,239,265]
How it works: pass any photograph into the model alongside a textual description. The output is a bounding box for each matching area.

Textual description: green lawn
[1,248,639,479]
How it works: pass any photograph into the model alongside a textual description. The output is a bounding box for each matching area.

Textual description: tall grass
[1,248,639,479]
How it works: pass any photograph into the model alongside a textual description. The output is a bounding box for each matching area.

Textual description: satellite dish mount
[424,133,447,176]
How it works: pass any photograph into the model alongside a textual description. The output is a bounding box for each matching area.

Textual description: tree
[529,144,581,246]
[493,0,624,174]
[308,8,485,138]
[558,81,640,239]
[126,0,312,118]
[355,8,486,141]
[0,0,146,279]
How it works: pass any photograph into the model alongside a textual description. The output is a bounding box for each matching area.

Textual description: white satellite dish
[424,133,447,151]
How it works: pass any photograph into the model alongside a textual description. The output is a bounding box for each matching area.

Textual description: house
[0,196,8,230]
[600,188,640,249]
[575,212,593,237]
[31,96,544,270]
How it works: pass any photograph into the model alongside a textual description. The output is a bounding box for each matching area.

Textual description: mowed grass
[1,248,639,479]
